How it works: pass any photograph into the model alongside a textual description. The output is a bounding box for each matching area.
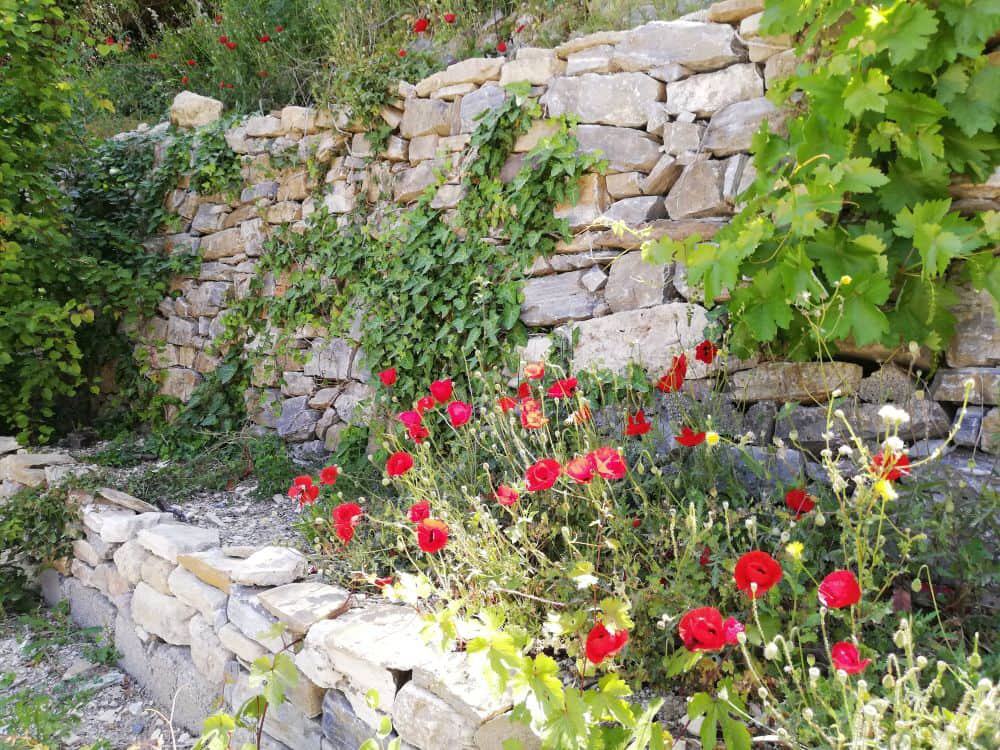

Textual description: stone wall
[132,2,998,457]
[37,484,529,750]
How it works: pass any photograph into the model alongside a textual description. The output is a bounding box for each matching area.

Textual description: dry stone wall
[35,484,530,750]
[132,4,998,459]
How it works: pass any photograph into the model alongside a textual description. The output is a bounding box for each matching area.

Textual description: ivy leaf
[843,69,891,117]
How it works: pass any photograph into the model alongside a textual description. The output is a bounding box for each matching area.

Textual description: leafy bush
[646,0,1000,361]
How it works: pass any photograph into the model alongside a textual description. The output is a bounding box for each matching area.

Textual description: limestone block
[322,689,384,748]
[500,53,566,85]
[228,669,323,748]
[602,196,668,225]
[521,270,604,327]
[242,182,279,203]
[169,566,229,622]
[304,338,356,379]
[415,58,504,97]
[642,154,683,194]
[278,171,312,202]
[0,436,19,455]
[605,252,671,312]
[218,623,268,664]
[947,289,1000,367]
[114,539,152,585]
[665,64,763,117]
[382,135,408,162]
[574,125,662,172]
[555,30,625,57]
[231,546,309,587]
[147,644,224,733]
[73,538,113,567]
[335,381,374,424]
[664,159,729,219]
[730,362,863,403]
[309,387,341,410]
[611,21,742,73]
[981,408,1000,453]
[400,98,454,139]
[245,114,285,138]
[953,406,985,448]
[394,161,439,203]
[281,371,315,398]
[140,553,177,595]
[474,712,542,750]
[514,120,560,152]
[170,91,223,129]
[227,585,295,653]
[131,581,196,645]
[542,73,664,127]
[137,523,220,563]
[0,452,74,486]
[71,559,107,592]
[460,85,507,133]
[414,651,511,724]
[64,577,116,631]
[774,398,951,450]
[324,181,357,214]
[265,201,302,224]
[857,364,918,403]
[82,505,135,536]
[408,134,440,163]
[392,682,477,749]
[606,172,645,199]
[569,303,711,378]
[932,367,1000,405]
[189,614,232,684]
[258,582,349,635]
[191,203,230,234]
[764,49,798,86]
[704,97,786,156]
[200,227,243,260]
[101,511,174,545]
[565,45,614,75]
[707,0,765,23]
[281,105,318,135]
[276,396,321,442]
[295,638,345,690]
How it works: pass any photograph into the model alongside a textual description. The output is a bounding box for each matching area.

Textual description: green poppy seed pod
[814,512,826,526]
[381,478,390,486]
[882,674,895,689]
[916,656,928,669]
[764,641,779,660]
[911,578,922,592]
[945,498,954,512]
[803,708,814,721]
[969,652,982,669]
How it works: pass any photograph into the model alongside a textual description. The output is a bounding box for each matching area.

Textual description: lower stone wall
[41,487,528,750]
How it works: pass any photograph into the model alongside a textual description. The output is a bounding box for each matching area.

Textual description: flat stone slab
[231,546,309,587]
[932,367,1000,405]
[131,581,196,645]
[729,362,863,403]
[227,586,296,653]
[97,487,159,513]
[176,548,245,594]
[258,582,350,634]
[137,523,220,563]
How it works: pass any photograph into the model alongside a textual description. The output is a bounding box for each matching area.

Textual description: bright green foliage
[223,86,602,404]
[644,0,1000,360]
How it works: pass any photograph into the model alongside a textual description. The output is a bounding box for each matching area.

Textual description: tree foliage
[645,0,1000,361]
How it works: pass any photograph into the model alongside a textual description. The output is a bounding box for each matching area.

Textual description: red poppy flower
[734,551,783,599]
[495,485,519,507]
[625,410,652,436]
[447,400,473,427]
[831,642,871,675]
[657,354,687,393]
[818,570,862,609]
[430,378,453,404]
[723,617,744,645]
[218,35,229,44]
[678,607,726,652]
[498,396,517,412]
[585,623,629,664]
[408,501,430,523]
[565,455,596,484]
[226,41,237,50]
[785,488,815,516]
[413,17,430,33]
[417,518,449,553]
[517,382,532,400]
[149,52,159,59]
[496,41,508,53]
[288,475,319,506]
[520,398,547,430]
[275,25,284,32]
[319,465,339,485]
[186,59,197,66]
[105,36,116,45]
[219,81,227,88]
[444,12,456,23]
[675,426,706,447]
[379,367,397,386]
[547,377,578,399]
[214,14,223,23]
[397,49,407,57]
[415,395,436,414]
[374,576,393,587]
[695,340,718,365]
[871,452,910,481]
[332,503,362,543]
[525,458,561,491]
[398,410,422,428]
[632,518,641,528]
[257,70,269,77]
[386,451,414,477]
[523,362,545,380]
[181,75,190,85]
[590,447,627,480]
[699,546,711,566]
[258,34,271,43]
[407,424,430,443]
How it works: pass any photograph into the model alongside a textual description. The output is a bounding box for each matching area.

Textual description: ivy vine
[645,0,1000,361]
[221,84,603,404]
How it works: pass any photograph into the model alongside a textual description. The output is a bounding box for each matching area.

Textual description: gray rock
[606,172,645,199]
[460,85,506,133]
[393,161,439,203]
[276,396,322,442]
[730,362,863,403]
[304,338,356,380]
[575,125,662,172]
[665,64,764,117]
[191,203,230,234]
[415,57,504,97]
[665,159,729,219]
[857,364,918,403]
[322,689,383,748]
[663,121,705,155]
[947,289,1000,367]
[227,585,295,653]
[335,381,373,424]
[228,668,323,748]
[542,73,664,128]
[565,45,614,75]
[642,155,683,195]
[64,577,116,631]
[604,252,671,312]
[953,406,985,448]
[703,97,785,156]
[982,408,1000,453]
[521,271,604,326]
[392,682,477,749]
[602,196,668,224]
[932,367,1000,405]
[611,21,743,73]
[745,401,778,444]
[147,644,224,733]
[555,30,626,57]
[554,173,610,230]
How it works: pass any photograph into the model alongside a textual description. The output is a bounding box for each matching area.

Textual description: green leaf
[720,716,752,750]
[883,3,938,63]
[843,69,891,117]
[832,158,888,194]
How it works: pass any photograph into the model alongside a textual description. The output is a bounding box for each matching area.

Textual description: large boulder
[665,64,764,117]
[611,21,743,73]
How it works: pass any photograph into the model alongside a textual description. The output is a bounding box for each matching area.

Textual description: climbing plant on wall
[221,84,603,403]
[645,0,1000,362]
